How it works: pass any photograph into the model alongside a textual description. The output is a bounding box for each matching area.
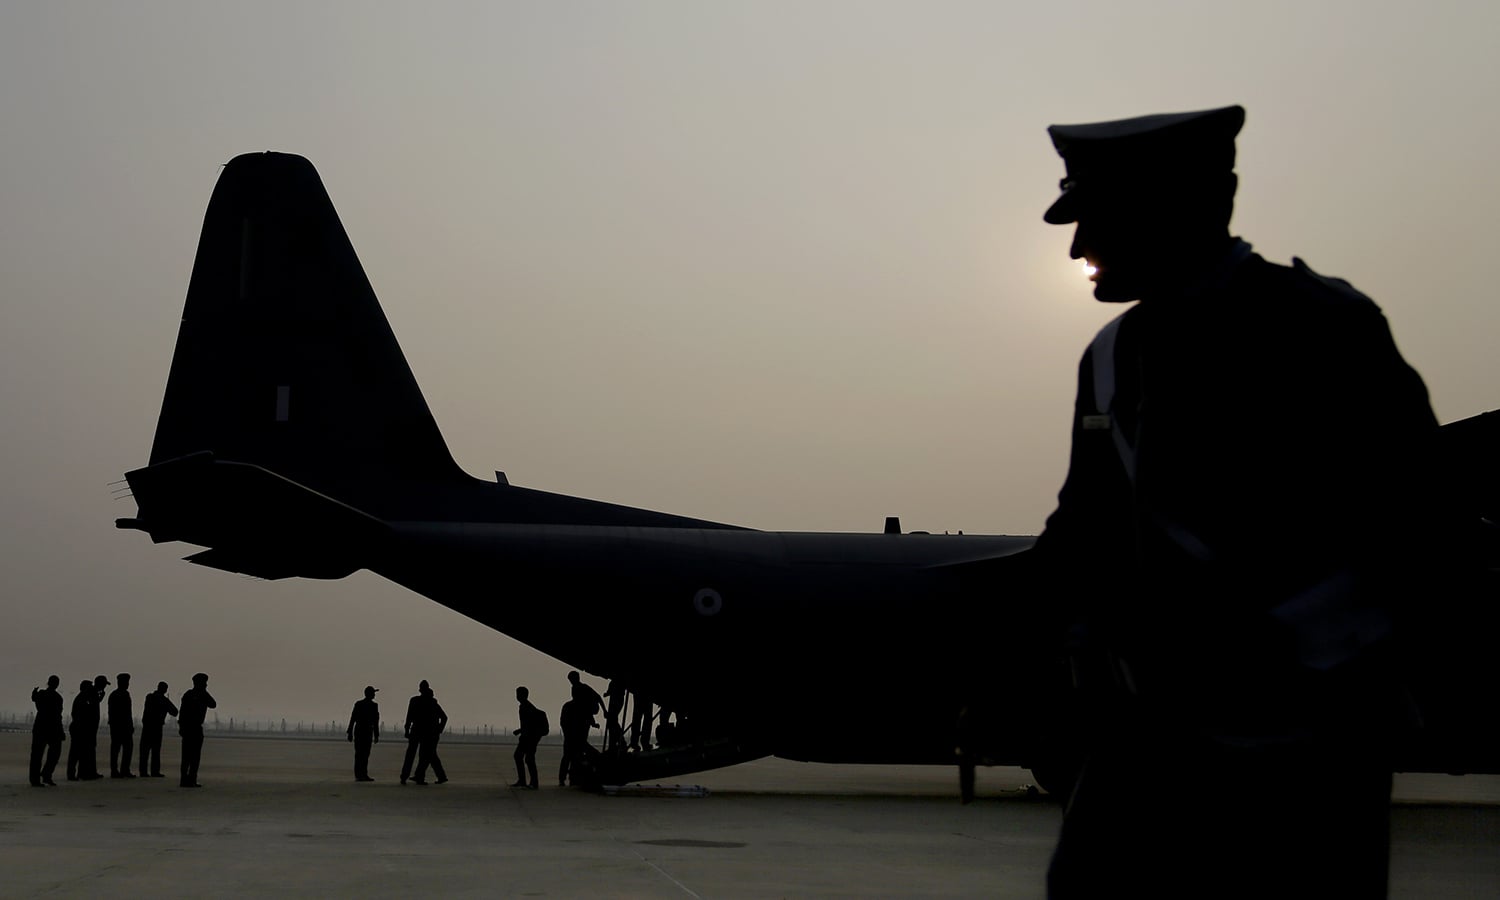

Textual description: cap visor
[1043,193,1078,225]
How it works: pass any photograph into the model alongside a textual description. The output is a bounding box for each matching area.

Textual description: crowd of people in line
[348,671,671,790]
[28,672,215,788]
[28,668,665,792]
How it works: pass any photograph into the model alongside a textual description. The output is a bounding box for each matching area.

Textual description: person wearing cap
[177,672,216,787]
[346,686,380,782]
[67,676,107,781]
[29,675,65,787]
[107,673,136,778]
[1034,106,1440,897]
[138,681,178,777]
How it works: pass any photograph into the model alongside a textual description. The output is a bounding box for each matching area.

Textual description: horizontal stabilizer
[120,451,387,579]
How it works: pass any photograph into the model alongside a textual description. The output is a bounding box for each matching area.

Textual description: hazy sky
[2,2,1497,729]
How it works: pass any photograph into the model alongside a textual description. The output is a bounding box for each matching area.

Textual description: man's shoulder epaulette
[1289,256,1376,308]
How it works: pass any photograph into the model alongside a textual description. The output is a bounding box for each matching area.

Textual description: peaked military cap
[1043,105,1245,224]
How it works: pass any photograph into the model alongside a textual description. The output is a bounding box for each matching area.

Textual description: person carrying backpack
[512,686,546,789]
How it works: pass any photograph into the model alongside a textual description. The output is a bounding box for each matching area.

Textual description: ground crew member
[108,673,135,778]
[178,673,216,787]
[138,681,177,777]
[346,686,380,782]
[29,675,65,787]
[67,677,106,781]
[401,680,448,785]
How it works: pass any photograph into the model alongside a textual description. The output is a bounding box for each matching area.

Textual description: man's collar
[1142,238,1253,304]
[1197,238,1254,295]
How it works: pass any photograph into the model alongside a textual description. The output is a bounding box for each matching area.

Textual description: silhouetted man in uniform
[108,673,136,778]
[1035,106,1438,899]
[346,686,380,782]
[67,676,106,781]
[29,675,64,787]
[399,679,426,784]
[511,686,546,789]
[178,672,216,787]
[66,680,92,781]
[402,680,448,784]
[138,681,177,777]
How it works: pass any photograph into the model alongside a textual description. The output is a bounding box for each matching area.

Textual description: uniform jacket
[179,687,217,728]
[108,688,133,731]
[1035,243,1440,729]
[32,687,64,736]
[71,690,99,733]
[404,694,447,737]
[142,691,179,727]
[348,698,380,735]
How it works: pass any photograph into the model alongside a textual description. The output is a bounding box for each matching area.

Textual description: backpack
[535,709,550,737]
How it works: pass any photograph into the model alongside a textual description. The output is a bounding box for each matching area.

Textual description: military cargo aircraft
[118,152,1499,792]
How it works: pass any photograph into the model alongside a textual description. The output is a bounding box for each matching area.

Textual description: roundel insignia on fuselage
[693,588,723,616]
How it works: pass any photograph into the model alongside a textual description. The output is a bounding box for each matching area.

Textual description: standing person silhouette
[511,686,545,790]
[29,675,65,787]
[401,680,448,785]
[558,670,603,788]
[67,677,106,781]
[399,680,425,785]
[346,686,380,782]
[1034,105,1439,899]
[177,673,216,788]
[557,697,588,787]
[138,681,177,777]
[399,678,423,786]
[411,682,448,785]
[66,680,92,781]
[108,673,135,778]
[86,675,109,778]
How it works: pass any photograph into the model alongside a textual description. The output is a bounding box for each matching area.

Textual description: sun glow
[1080,260,1098,278]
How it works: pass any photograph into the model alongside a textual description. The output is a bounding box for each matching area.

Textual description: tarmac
[2,732,1497,898]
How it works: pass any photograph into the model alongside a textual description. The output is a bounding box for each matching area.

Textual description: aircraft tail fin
[147,152,467,499]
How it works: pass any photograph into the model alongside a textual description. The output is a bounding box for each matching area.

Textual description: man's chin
[1090,273,1140,303]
